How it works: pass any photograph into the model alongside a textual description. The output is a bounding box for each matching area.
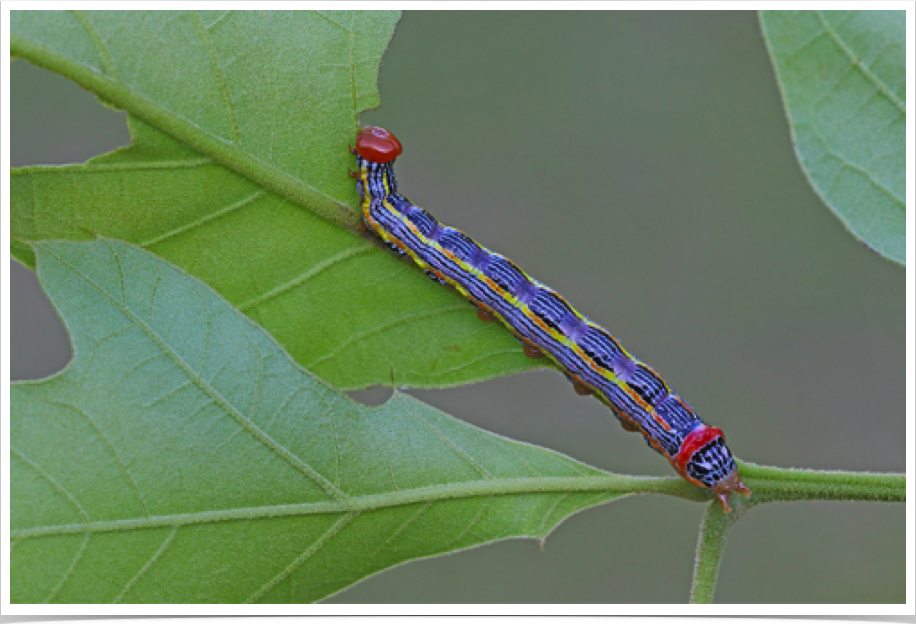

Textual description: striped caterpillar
[351,126,750,512]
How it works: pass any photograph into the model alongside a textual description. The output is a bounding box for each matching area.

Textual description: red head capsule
[356,126,403,163]
[673,425,750,512]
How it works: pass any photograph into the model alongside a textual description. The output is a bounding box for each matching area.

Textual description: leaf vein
[13,159,214,175]
[358,502,433,571]
[237,243,375,311]
[493,436,546,478]
[305,303,470,371]
[113,525,179,603]
[538,493,570,537]
[38,243,347,502]
[816,11,904,113]
[443,499,491,548]
[192,12,240,143]
[44,533,91,603]
[243,512,358,603]
[10,446,90,522]
[140,189,268,248]
[49,399,151,517]
[806,122,905,209]
[427,347,533,380]
[401,397,493,480]
[11,474,639,540]
[360,406,401,492]
[70,11,116,76]
[314,11,354,33]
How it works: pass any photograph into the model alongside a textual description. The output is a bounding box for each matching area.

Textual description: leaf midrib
[10,32,361,230]
[11,474,668,540]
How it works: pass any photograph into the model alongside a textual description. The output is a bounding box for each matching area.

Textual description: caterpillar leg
[476,307,496,323]
[386,241,407,256]
[560,371,593,396]
[608,405,640,432]
[513,334,544,359]
[424,269,448,285]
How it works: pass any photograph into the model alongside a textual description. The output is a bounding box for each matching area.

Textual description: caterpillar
[351,126,750,512]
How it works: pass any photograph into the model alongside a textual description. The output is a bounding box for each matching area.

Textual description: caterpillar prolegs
[352,126,750,512]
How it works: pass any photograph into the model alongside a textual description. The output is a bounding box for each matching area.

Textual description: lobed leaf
[10,239,636,603]
[10,10,543,389]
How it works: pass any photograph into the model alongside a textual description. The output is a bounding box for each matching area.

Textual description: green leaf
[11,239,642,603]
[760,11,905,265]
[10,10,543,389]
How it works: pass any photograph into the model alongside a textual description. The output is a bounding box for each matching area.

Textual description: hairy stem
[689,460,904,602]
[690,500,743,604]
[738,460,905,504]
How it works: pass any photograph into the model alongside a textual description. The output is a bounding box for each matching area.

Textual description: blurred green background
[10,11,904,603]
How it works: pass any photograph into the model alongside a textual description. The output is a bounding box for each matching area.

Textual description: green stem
[738,460,905,504]
[689,461,904,603]
[690,498,750,604]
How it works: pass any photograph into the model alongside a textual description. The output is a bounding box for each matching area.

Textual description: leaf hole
[11,61,131,167]
[346,386,396,407]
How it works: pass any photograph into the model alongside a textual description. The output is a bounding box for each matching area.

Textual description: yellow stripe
[364,161,655,415]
